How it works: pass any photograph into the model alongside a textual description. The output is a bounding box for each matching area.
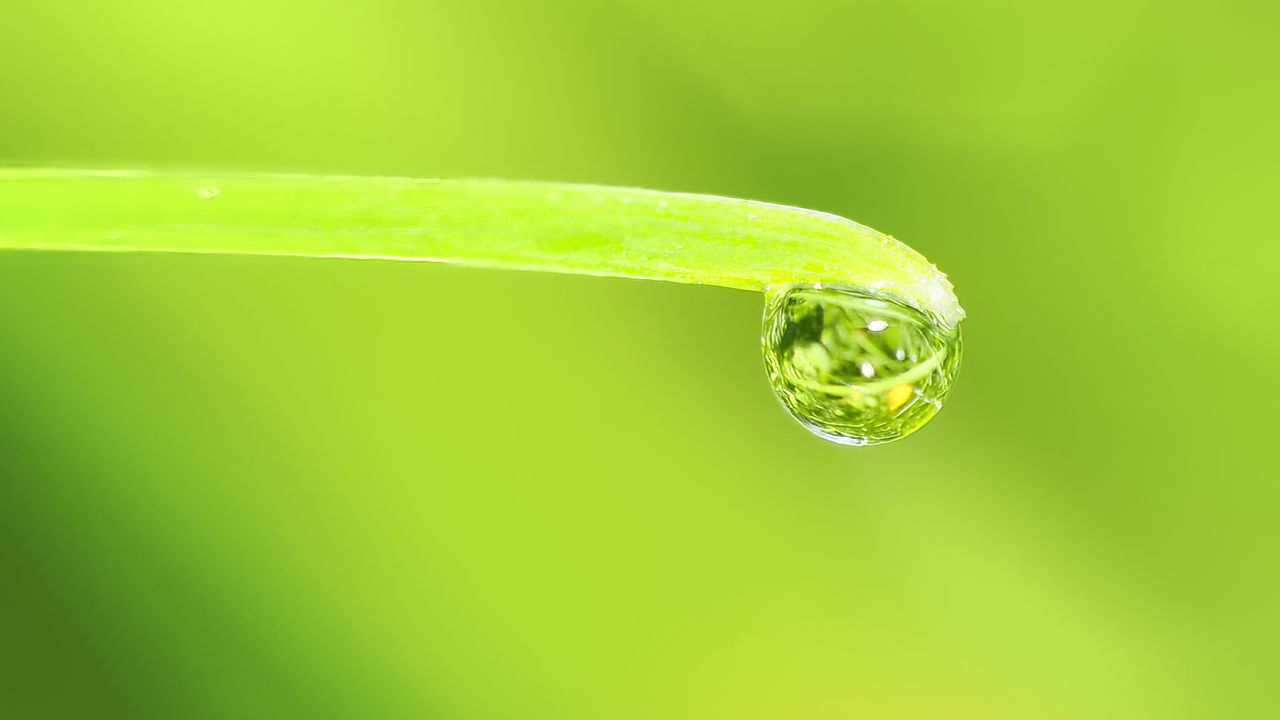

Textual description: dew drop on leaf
[762,285,963,445]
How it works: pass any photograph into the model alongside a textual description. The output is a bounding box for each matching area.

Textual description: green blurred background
[2,1,1278,717]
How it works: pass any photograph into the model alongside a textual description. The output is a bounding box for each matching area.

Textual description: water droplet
[762,285,962,445]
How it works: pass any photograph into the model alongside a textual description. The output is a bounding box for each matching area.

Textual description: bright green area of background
[2,1,1278,718]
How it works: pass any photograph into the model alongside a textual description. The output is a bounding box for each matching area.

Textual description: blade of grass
[0,168,964,328]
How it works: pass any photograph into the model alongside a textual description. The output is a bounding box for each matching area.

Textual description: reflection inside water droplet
[762,285,962,446]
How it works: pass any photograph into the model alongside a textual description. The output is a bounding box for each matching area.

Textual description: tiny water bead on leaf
[762,285,963,445]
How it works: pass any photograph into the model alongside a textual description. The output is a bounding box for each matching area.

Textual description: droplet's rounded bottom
[762,285,963,446]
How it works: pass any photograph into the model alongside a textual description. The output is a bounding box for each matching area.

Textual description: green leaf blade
[0,168,964,327]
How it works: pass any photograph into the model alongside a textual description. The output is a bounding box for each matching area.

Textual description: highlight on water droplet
[762,285,962,446]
